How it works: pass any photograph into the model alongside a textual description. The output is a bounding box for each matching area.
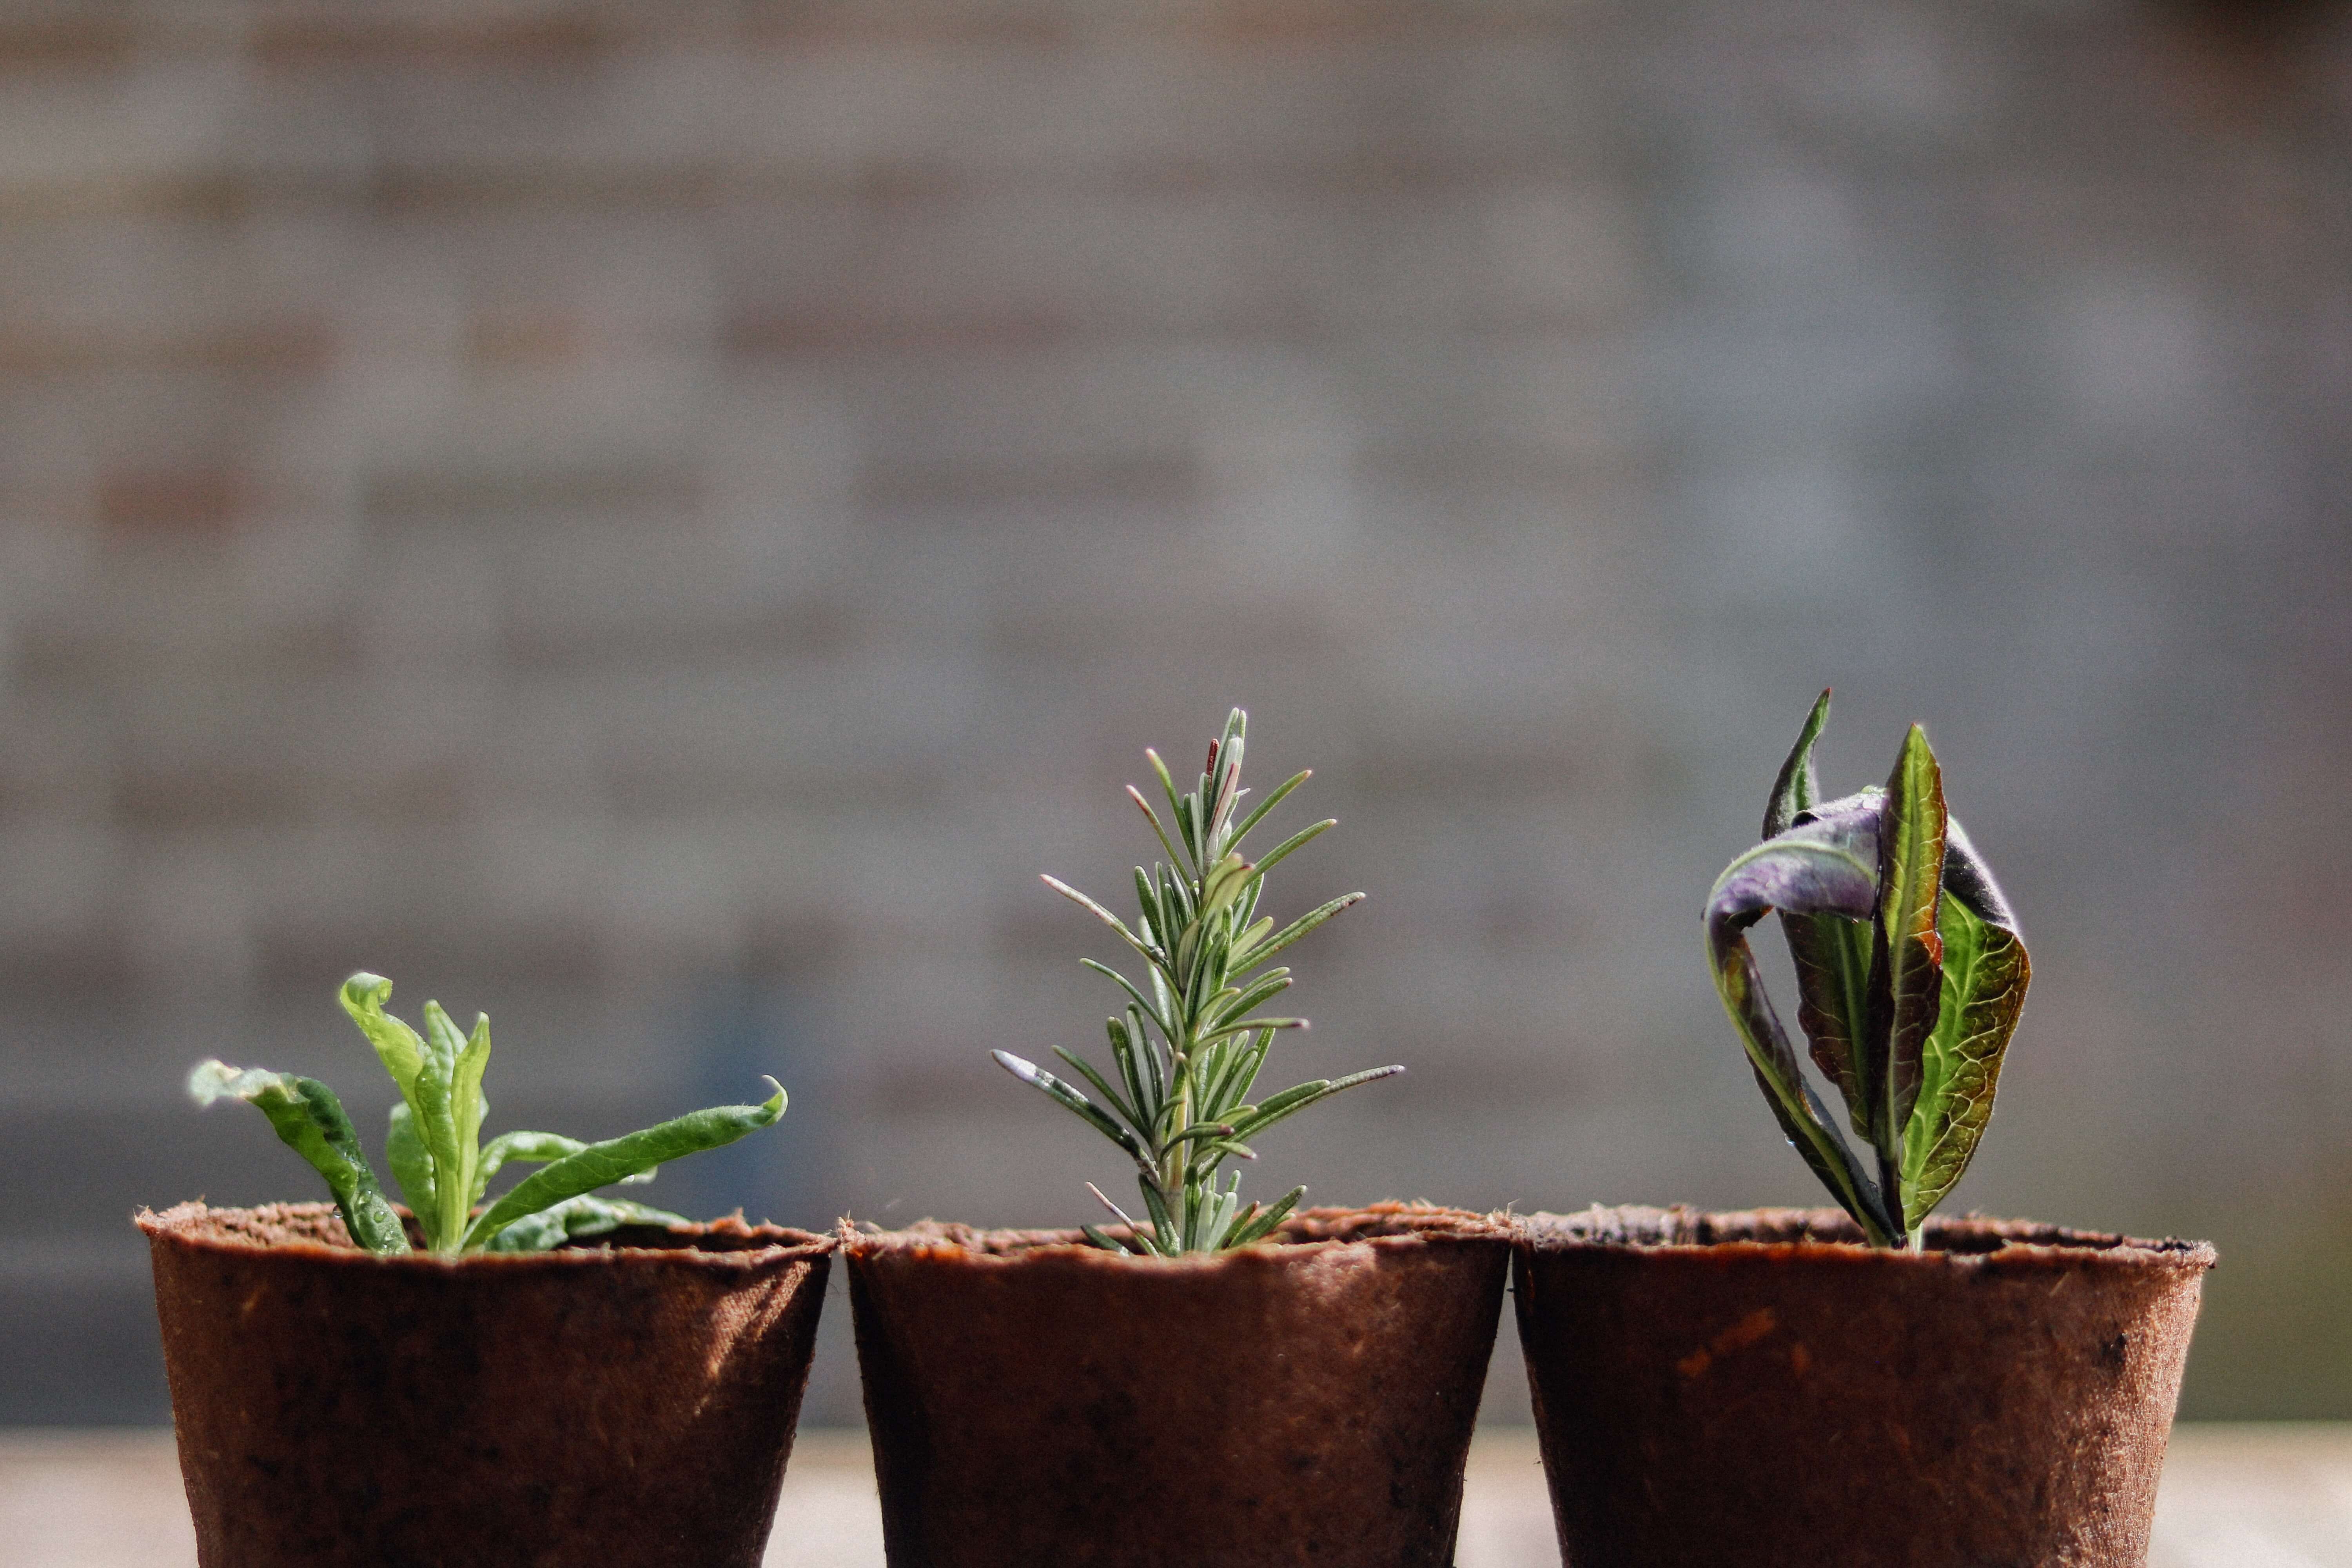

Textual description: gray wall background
[1,0,2347,1425]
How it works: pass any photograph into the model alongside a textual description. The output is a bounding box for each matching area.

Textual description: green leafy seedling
[1000,708,1401,1255]
[191,972,785,1256]
[1706,691,2030,1248]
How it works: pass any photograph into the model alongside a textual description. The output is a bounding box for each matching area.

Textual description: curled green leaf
[191,1061,410,1256]
[196,976,788,1258]
[484,1194,691,1254]
[339,974,422,1091]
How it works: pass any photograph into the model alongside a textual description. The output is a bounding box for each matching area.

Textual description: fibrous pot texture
[1514,1206,2216,1568]
[845,1203,1509,1568]
[141,1201,832,1568]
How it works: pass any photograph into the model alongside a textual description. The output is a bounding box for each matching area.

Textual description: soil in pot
[1514,1205,2217,1568]
[844,1202,1509,1568]
[141,1201,833,1568]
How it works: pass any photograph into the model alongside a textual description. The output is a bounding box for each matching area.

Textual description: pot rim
[842,1200,1507,1268]
[1513,1204,2215,1273]
[138,1200,835,1272]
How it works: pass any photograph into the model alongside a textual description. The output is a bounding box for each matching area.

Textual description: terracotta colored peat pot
[844,1203,1509,1568]
[1512,1206,2217,1568]
[140,1201,833,1568]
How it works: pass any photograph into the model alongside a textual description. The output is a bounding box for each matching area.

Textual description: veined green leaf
[461,1081,785,1250]
[483,1194,690,1254]
[191,1061,410,1256]
[1900,826,2031,1228]
[1867,727,1947,1175]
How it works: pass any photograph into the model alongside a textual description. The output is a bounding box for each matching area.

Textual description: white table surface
[1,1423,2344,1566]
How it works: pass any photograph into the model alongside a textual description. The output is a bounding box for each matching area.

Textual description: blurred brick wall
[1,0,2348,1425]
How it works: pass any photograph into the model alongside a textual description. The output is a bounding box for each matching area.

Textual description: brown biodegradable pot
[844,1203,1509,1568]
[140,1201,833,1568]
[1513,1206,2217,1568]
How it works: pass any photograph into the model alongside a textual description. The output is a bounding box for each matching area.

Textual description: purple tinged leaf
[1788,912,1877,1138]
[1718,707,2031,1245]
[1771,786,1887,1143]
[1706,835,1900,1243]
[1711,833,1878,926]
[1939,817,2021,927]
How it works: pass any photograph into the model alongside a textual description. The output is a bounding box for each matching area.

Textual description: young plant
[1706,691,2031,1249]
[191,972,785,1257]
[997,708,1401,1255]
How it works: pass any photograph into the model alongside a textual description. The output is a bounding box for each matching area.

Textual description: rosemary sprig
[998,708,1401,1255]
